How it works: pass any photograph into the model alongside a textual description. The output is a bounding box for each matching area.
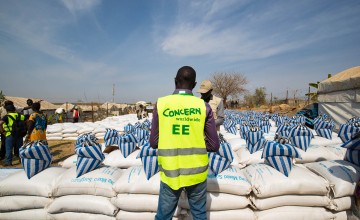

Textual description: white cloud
[160,0,360,61]
[61,0,102,15]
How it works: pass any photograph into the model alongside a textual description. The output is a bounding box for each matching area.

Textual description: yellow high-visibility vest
[157,93,208,190]
[2,113,25,137]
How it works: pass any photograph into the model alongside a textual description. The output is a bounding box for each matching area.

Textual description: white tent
[317,66,360,130]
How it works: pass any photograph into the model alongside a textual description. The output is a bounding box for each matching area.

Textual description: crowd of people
[0,99,47,166]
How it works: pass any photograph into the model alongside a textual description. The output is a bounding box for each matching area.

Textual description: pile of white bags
[48,166,122,219]
[0,167,67,220]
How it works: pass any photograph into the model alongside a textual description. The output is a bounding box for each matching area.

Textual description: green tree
[253,87,266,107]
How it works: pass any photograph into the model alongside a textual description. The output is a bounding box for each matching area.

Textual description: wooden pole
[91,102,94,122]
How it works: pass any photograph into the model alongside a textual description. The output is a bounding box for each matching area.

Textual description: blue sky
[0,0,359,104]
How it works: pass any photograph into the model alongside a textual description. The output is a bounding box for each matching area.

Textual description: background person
[0,102,25,166]
[71,106,80,123]
[25,102,47,144]
[150,66,220,220]
[197,80,225,131]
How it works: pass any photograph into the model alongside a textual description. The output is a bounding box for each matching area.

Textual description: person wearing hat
[197,80,224,131]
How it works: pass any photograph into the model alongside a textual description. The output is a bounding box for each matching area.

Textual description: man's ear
[192,81,197,90]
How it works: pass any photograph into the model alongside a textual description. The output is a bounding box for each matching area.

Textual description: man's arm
[215,100,225,127]
[149,103,159,149]
[204,103,220,152]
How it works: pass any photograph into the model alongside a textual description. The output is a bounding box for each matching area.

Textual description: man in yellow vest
[197,80,224,131]
[150,66,220,220]
[0,102,25,166]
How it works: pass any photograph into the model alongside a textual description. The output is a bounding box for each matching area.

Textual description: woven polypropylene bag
[19,141,53,179]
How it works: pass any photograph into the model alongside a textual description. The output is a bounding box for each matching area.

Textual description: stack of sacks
[46,123,64,140]
[275,122,293,138]
[338,117,360,143]
[208,135,235,175]
[49,166,122,219]
[262,139,300,177]
[19,141,53,179]
[76,122,95,135]
[111,166,183,220]
[305,160,360,215]
[314,115,335,140]
[133,127,149,147]
[341,132,360,166]
[242,163,342,219]
[0,167,67,220]
[61,123,81,140]
[180,166,255,220]
[239,122,250,139]
[103,132,142,169]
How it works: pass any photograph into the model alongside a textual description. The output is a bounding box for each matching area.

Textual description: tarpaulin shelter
[317,66,360,130]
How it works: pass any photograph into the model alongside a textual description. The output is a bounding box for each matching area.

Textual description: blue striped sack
[341,133,360,150]
[75,140,105,177]
[19,141,53,179]
[224,120,237,135]
[208,152,231,176]
[262,141,300,177]
[216,141,234,162]
[276,124,293,138]
[316,128,333,140]
[118,133,138,158]
[261,124,271,133]
[104,128,120,146]
[134,128,149,144]
[142,119,152,129]
[75,133,97,146]
[245,130,266,154]
[265,156,294,177]
[124,123,135,134]
[136,142,159,180]
[134,121,142,128]
[262,141,300,158]
[338,124,360,143]
[288,125,314,151]
[240,125,249,139]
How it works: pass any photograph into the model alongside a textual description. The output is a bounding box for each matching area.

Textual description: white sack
[179,192,250,211]
[182,208,255,220]
[113,166,160,195]
[235,147,264,168]
[311,134,343,146]
[50,212,116,220]
[295,144,344,164]
[47,195,118,216]
[227,138,246,151]
[46,132,63,137]
[243,163,329,198]
[62,127,79,134]
[328,196,353,212]
[0,209,51,220]
[305,160,360,198]
[59,154,77,168]
[0,167,66,197]
[62,137,78,141]
[111,193,159,212]
[62,133,79,138]
[52,166,122,198]
[0,196,51,212]
[250,194,331,210]
[47,136,63,140]
[103,149,142,168]
[255,206,336,220]
[207,166,252,196]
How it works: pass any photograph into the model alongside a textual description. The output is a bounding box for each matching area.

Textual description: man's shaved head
[175,66,197,90]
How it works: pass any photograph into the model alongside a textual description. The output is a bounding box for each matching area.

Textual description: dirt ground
[0,140,80,168]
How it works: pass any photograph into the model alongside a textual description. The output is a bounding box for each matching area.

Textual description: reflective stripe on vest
[3,113,24,137]
[157,94,208,190]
